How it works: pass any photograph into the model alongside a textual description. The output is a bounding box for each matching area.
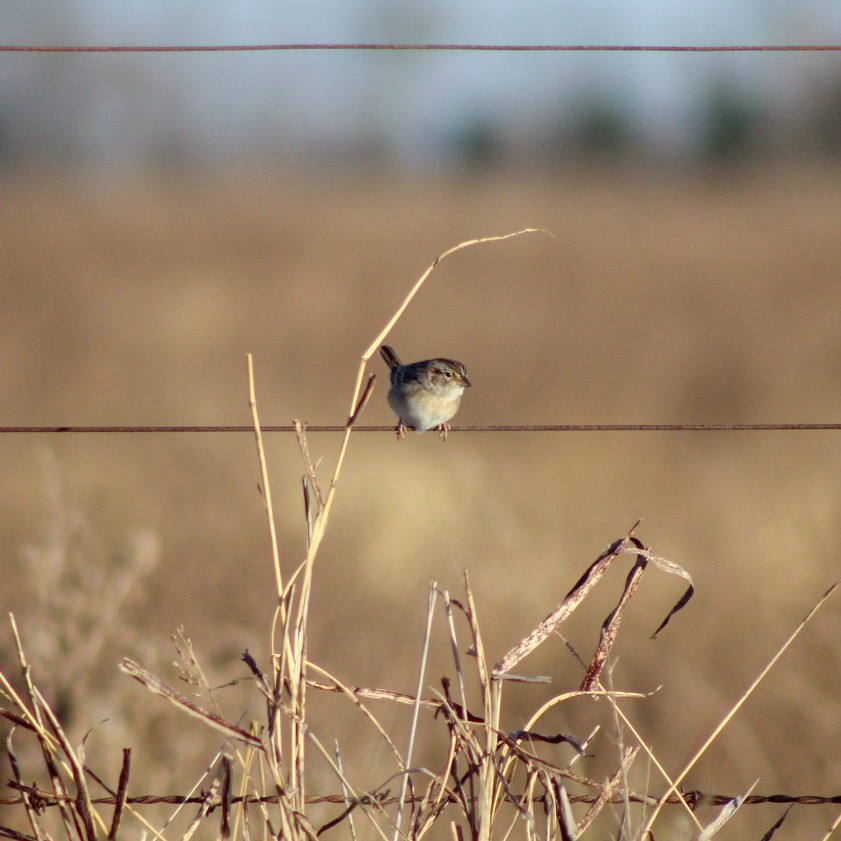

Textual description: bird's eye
[444,370,453,378]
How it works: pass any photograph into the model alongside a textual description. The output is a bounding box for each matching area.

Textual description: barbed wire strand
[1,43,841,54]
[3,786,840,809]
[1,424,841,434]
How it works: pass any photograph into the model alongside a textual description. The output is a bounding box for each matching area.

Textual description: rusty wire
[1,43,841,53]
[1,423,841,434]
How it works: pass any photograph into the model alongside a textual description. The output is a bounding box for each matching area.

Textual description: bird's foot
[437,423,450,441]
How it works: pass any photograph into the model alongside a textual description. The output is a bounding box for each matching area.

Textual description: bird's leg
[396,420,407,440]
[437,423,450,441]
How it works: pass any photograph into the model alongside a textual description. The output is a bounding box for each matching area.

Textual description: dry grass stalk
[5,732,47,841]
[493,526,640,676]
[247,353,284,605]
[107,748,131,841]
[294,420,325,513]
[579,545,648,692]
[574,745,638,835]
[819,807,841,841]
[5,617,79,841]
[494,525,694,683]
[392,582,438,840]
[119,659,261,749]
[31,687,101,841]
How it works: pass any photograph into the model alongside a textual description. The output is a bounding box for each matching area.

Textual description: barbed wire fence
[2,36,841,839]
[3,785,841,810]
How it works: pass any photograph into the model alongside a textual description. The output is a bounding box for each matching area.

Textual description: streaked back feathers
[379,345,471,390]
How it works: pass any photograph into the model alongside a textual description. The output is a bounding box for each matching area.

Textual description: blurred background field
[2,164,841,837]
[3,4,841,837]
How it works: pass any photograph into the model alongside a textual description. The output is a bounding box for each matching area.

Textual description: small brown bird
[379,345,471,440]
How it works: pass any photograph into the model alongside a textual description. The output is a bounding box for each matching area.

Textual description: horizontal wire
[1,43,841,54]
[2,424,841,434]
[3,785,840,808]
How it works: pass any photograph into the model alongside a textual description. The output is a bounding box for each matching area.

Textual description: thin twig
[107,749,131,841]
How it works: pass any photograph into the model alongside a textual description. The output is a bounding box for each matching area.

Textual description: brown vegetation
[1,164,841,838]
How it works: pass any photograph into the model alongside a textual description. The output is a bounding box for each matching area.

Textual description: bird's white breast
[388,383,464,432]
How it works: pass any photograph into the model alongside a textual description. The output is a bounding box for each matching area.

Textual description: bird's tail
[379,345,402,370]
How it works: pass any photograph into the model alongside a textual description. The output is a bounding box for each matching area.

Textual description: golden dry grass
[2,163,841,837]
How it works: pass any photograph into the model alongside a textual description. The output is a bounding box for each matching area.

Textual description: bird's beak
[461,373,472,388]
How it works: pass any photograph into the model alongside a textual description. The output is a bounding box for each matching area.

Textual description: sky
[2,2,841,164]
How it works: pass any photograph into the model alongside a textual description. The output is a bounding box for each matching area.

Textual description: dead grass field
[2,163,841,837]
